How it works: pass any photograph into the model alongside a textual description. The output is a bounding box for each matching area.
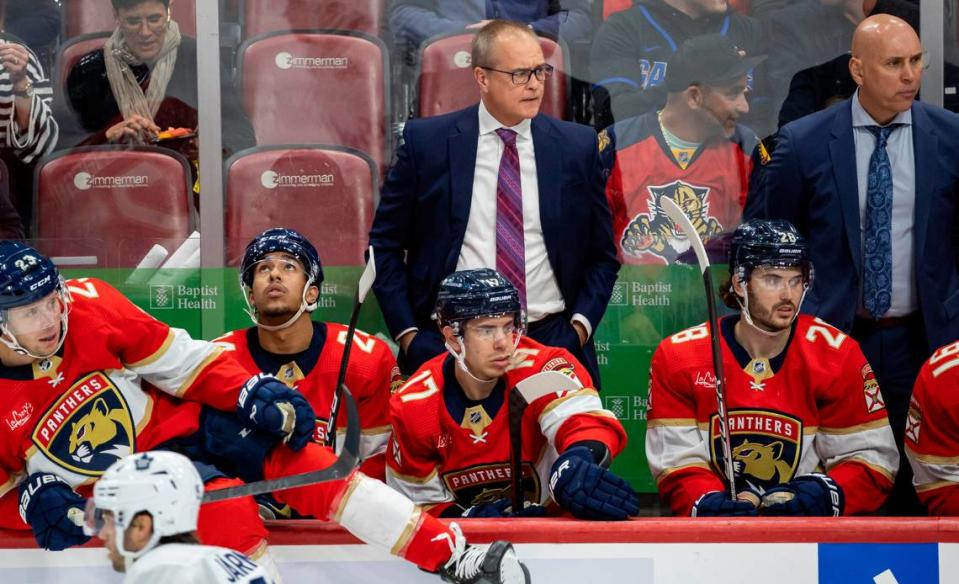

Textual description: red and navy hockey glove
[18,473,89,550]
[691,490,760,517]
[549,446,639,520]
[237,374,315,451]
[462,499,549,518]
[761,473,845,517]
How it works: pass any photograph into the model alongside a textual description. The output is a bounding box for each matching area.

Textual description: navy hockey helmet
[0,241,63,314]
[240,228,323,287]
[728,219,813,284]
[432,269,526,334]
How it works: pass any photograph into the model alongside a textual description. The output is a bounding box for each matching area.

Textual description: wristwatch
[12,80,34,98]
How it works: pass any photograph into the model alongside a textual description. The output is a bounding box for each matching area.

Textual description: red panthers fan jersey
[647,314,899,516]
[600,112,755,265]
[905,340,959,515]
[214,324,398,480]
[387,336,626,516]
[0,278,253,526]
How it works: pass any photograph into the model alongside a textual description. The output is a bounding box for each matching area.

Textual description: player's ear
[731,273,747,299]
[474,66,490,94]
[305,283,319,305]
[686,85,704,110]
[127,512,154,549]
[441,325,460,350]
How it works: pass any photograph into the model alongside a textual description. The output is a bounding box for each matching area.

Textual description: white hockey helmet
[89,451,203,561]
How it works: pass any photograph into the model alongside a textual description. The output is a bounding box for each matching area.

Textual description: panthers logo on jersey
[32,372,136,477]
[441,461,540,508]
[621,180,723,264]
[709,409,802,494]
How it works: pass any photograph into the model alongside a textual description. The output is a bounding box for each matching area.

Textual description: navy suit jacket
[369,105,620,341]
[745,98,959,352]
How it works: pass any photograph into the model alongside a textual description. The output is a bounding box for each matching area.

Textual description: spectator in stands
[369,20,619,385]
[390,0,594,62]
[1,0,61,50]
[56,0,253,170]
[589,0,865,135]
[387,268,637,520]
[600,34,763,266]
[744,15,959,514]
[0,35,57,239]
[904,339,959,516]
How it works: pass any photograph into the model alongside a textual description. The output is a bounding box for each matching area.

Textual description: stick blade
[659,197,710,274]
[514,371,580,405]
[357,246,376,303]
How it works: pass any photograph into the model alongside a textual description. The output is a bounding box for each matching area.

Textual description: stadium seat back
[224,145,375,267]
[34,147,195,268]
[238,31,390,174]
[64,0,197,38]
[241,0,384,38]
[55,33,110,93]
[417,32,568,119]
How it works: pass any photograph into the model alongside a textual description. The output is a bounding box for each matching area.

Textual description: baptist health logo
[73,172,149,191]
[150,285,174,310]
[274,52,349,70]
[260,170,335,189]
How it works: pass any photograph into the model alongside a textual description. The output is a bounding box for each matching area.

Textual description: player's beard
[747,296,795,334]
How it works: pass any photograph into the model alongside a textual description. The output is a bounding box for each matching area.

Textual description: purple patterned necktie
[494,128,526,308]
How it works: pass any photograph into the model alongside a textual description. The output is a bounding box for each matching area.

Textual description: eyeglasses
[480,64,554,86]
[466,322,518,341]
[752,274,805,292]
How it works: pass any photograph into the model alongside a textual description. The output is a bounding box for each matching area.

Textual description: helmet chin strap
[443,330,524,386]
[243,277,317,331]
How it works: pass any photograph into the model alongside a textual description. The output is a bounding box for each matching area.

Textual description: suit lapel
[532,115,562,271]
[447,106,480,271]
[828,101,862,274]
[911,103,936,262]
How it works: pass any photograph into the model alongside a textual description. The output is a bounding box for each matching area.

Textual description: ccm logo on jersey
[31,372,136,477]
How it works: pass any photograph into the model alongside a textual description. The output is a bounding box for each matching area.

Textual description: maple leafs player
[0,242,531,584]
[216,229,396,486]
[904,339,959,515]
[87,451,274,584]
[646,220,899,516]
[388,268,638,520]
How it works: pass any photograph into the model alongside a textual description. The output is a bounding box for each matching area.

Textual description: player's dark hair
[158,532,201,545]
[112,0,170,12]
[472,19,539,69]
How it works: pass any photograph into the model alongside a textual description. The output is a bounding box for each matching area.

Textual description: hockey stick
[508,371,581,511]
[202,384,361,502]
[326,246,376,452]
[660,197,737,500]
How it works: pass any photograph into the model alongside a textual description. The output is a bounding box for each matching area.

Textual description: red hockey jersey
[905,339,959,515]
[386,337,626,515]
[601,112,754,265]
[0,278,254,526]
[647,314,899,516]
[214,323,398,480]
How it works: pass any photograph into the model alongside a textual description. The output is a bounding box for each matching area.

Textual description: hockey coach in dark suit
[369,19,619,384]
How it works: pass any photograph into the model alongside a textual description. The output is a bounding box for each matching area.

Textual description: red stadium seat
[34,147,195,268]
[237,31,390,174]
[55,33,109,93]
[601,0,634,20]
[63,0,197,38]
[241,0,385,38]
[416,32,569,119]
[224,145,376,266]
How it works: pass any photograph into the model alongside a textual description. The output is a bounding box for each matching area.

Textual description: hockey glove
[691,490,760,517]
[236,373,315,451]
[462,499,548,518]
[549,446,639,520]
[760,473,845,517]
[18,473,89,550]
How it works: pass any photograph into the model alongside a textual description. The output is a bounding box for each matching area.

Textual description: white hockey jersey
[125,543,274,584]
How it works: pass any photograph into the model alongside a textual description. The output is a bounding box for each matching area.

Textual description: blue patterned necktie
[862,124,900,319]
